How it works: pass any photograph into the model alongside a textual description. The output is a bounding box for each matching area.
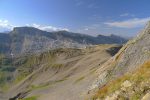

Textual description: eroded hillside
[0,44,121,100]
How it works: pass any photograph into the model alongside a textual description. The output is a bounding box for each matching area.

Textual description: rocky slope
[0,27,127,56]
[90,60,150,100]
[0,44,122,100]
[86,22,150,100]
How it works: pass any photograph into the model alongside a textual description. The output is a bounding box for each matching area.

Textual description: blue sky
[0,0,150,37]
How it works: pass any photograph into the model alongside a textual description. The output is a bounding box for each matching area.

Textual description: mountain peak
[145,21,150,30]
[138,21,150,37]
[147,20,150,26]
[12,26,41,32]
[144,21,150,32]
[10,26,49,36]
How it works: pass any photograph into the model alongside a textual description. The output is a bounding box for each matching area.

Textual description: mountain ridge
[0,27,127,56]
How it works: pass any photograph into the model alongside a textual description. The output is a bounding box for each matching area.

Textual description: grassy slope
[0,48,84,92]
[0,45,122,100]
[91,61,150,100]
[0,54,15,91]
[0,49,57,91]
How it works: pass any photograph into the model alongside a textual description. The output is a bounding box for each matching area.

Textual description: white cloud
[0,20,69,32]
[120,13,135,17]
[84,24,101,30]
[84,28,89,31]
[74,0,84,6]
[120,13,129,17]
[105,17,150,28]
[0,20,14,30]
[26,23,69,32]
[76,1,84,6]
[87,3,99,9]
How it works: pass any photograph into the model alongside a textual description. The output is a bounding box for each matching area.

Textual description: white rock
[141,92,150,100]
[121,80,132,88]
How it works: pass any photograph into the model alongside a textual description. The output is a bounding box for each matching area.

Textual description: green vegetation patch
[74,76,85,83]
[28,78,67,91]
[20,96,38,100]
[1,66,16,72]
[55,78,67,83]
[52,64,63,69]
[0,58,15,91]
[29,83,50,91]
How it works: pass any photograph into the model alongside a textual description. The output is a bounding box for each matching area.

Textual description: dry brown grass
[91,60,150,100]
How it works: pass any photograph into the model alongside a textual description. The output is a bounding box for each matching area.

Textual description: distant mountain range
[0,27,127,56]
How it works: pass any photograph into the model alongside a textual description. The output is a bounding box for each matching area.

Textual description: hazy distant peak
[13,26,42,32]
[0,26,127,55]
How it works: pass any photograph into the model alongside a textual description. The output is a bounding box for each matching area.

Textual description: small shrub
[74,76,85,83]
[20,96,37,100]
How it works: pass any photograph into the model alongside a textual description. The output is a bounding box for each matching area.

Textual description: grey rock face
[113,21,150,76]
[90,21,150,91]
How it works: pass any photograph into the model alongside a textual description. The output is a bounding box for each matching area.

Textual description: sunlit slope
[0,44,121,100]
[90,60,150,100]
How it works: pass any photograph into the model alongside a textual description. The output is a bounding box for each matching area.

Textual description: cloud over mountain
[27,23,69,32]
[105,17,150,28]
[0,19,14,31]
[0,19,69,32]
